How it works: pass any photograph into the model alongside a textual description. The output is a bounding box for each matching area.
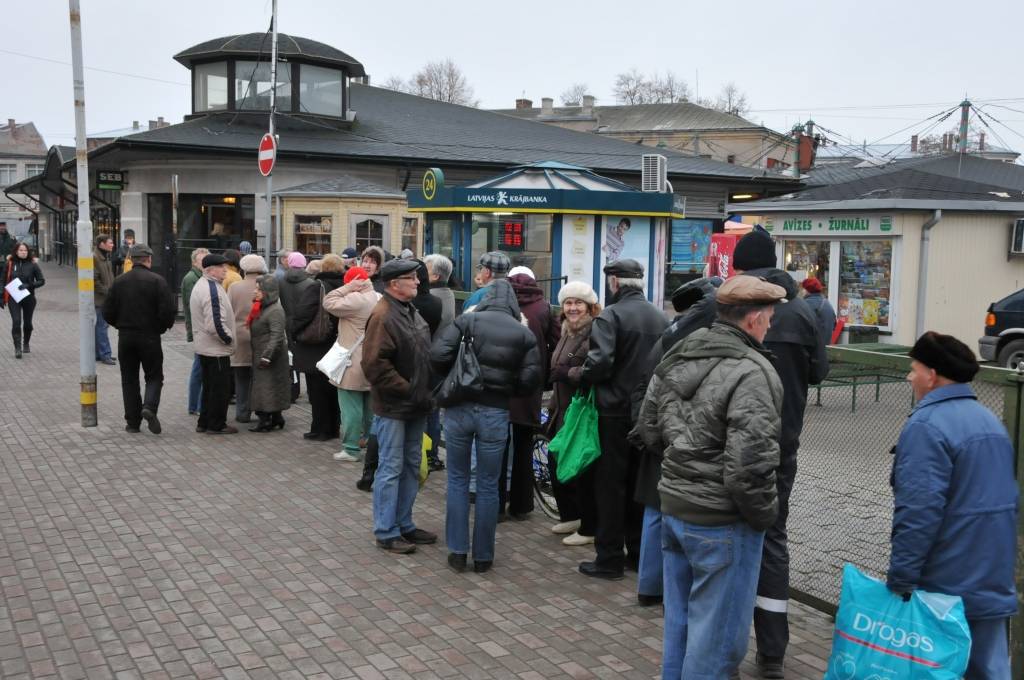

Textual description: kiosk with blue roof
[407,162,685,307]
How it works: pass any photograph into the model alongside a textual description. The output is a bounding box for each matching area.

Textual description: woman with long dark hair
[1,241,45,358]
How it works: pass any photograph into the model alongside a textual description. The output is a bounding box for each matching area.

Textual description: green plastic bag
[548,388,601,484]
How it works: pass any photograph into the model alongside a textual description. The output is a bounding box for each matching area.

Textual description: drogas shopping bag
[547,388,601,484]
[824,564,971,680]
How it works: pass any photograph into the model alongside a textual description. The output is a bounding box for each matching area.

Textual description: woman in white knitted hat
[545,280,601,546]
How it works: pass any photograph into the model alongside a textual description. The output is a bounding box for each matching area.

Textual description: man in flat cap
[361,258,436,554]
[636,274,785,679]
[102,244,176,434]
[578,258,667,580]
[733,226,829,678]
[190,253,237,434]
[888,331,1017,679]
[463,251,511,310]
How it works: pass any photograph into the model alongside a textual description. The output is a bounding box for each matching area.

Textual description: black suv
[979,287,1024,369]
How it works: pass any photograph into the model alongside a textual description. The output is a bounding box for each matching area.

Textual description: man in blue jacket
[889,331,1018,680]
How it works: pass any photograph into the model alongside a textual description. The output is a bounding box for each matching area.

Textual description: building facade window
[235,61,292,111]
[298,64,343,117]
[0,164,17,187]
[294,214,333,258]
[401,217,418,255]
[352,215,386,254]
[194,61,228,111]
[24,163,45,178]
[470,213,554,298]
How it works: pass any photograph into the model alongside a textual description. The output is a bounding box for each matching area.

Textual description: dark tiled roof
[494,101,774,134]
[275,174,403,197]
[746,154,1024,207]
[110,84,799,185]
[174,33,366,76]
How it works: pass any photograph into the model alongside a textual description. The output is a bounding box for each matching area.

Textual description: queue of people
[5,227,1015,679]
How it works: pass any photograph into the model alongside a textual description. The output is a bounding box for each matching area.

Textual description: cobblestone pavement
[0,264,836,679]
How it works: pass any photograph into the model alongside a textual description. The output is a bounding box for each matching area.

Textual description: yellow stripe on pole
[80,390,97,405]
[77,257,92,269]
[79,279,94,292]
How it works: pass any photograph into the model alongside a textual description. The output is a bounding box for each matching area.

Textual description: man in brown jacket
[361,258,436,554]
[93,234,116,365]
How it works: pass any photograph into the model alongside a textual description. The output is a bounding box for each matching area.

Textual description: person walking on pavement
[431,278,542,573]
[545,281,601,547]
[502,266,560,520]
[247,275,290,432]
[578,259,667,580]
[463,251,510,309]
[292,254,346,441]
[323,266,379,464]
[190,253,237,435]
[227,254,267,424]
[181,247,209,415]
[635,275,786,680]
[0,222,16,259]
[361,258,437,554]
[731,226,829,679]
[889,332,1017,680]
[1,241,45,358]
[630,276,722,607]
[101,244,175,434]
[93,234,117,365]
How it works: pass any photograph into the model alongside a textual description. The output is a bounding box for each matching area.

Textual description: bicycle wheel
[532,433,560,519]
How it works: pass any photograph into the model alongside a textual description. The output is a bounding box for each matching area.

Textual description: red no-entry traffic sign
[258,133,276,177]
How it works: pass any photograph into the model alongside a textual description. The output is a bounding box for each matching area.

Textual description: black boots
[356,434,379,492]
[249,413,274,432]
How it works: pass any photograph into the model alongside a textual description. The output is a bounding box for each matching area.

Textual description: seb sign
[763,214,900,236]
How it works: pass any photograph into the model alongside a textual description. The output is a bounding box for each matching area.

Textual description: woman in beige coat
[322,266,380,462]
[227,254,267,423]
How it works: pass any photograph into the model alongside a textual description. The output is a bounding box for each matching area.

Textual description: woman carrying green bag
[544,282,601,546]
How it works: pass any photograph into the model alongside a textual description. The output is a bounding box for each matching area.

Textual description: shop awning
[407,162,685,218]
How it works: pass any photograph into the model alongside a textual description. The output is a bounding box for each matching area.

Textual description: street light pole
[266,0,278,266]
[69,0,97,427]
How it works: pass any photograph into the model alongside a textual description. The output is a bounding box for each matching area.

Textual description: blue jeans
[95,306,112,360]
[638,505,664,597]
[661,516,764,680]
[188,353,203,413]
[445,403,509,562]
[966,618,1010,680]
[372,415,426,541]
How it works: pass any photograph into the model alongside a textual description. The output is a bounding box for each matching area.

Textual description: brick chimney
[157,116,165,127]
[582,95,595,117]
[910,134,918,153]
[979,132,986,151]
[541,97,554,115]
[515,98,533,110]
[132,120,140,131]
[6,119,14,134]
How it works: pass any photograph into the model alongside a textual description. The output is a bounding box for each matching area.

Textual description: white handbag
[316,334,365,387]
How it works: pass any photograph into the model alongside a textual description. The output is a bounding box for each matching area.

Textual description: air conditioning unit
[1013,218,1024,255]
[642,154,668,192]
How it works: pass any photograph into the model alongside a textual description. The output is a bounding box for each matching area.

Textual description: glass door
[351,214,388,254]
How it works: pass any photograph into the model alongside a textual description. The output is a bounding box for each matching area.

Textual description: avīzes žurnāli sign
[764,215,898,236]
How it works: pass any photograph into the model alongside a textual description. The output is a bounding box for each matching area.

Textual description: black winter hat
[734,225,777,271]
[909,331,979,383]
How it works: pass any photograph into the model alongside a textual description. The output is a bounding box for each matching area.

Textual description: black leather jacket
[430,279,542,410]
[581,286,667,415]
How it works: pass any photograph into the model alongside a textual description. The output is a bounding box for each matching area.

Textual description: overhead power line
[0,48,187,86]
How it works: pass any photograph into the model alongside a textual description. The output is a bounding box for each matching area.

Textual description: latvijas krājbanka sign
[764,214,898,236]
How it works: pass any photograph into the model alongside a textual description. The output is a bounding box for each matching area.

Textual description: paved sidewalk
[0,264,835,679]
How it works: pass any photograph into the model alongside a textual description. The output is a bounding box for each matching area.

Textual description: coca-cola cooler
[707,233,738,279]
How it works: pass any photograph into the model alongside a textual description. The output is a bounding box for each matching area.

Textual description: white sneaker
[562,531,594,546]
[333,451,361,462]
[551,519,581,535]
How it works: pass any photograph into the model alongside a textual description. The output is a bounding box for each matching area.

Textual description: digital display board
[500,220,526,251]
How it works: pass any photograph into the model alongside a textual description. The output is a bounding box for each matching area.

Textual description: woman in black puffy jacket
[429,279,542,573]
[1,241,45,358]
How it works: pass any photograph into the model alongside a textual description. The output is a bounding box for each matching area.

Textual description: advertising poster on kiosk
[561,215,595,290]
[600,215,651,301]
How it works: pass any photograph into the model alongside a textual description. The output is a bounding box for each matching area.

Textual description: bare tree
[560,83,591,106]
[613,68,649,105]
[646,71,690,104]
[381,75,408,92]
[713,82,750,116]
[389,58,479,107]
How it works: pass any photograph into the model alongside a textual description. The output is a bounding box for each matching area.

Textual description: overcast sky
[7,0,1024,153]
